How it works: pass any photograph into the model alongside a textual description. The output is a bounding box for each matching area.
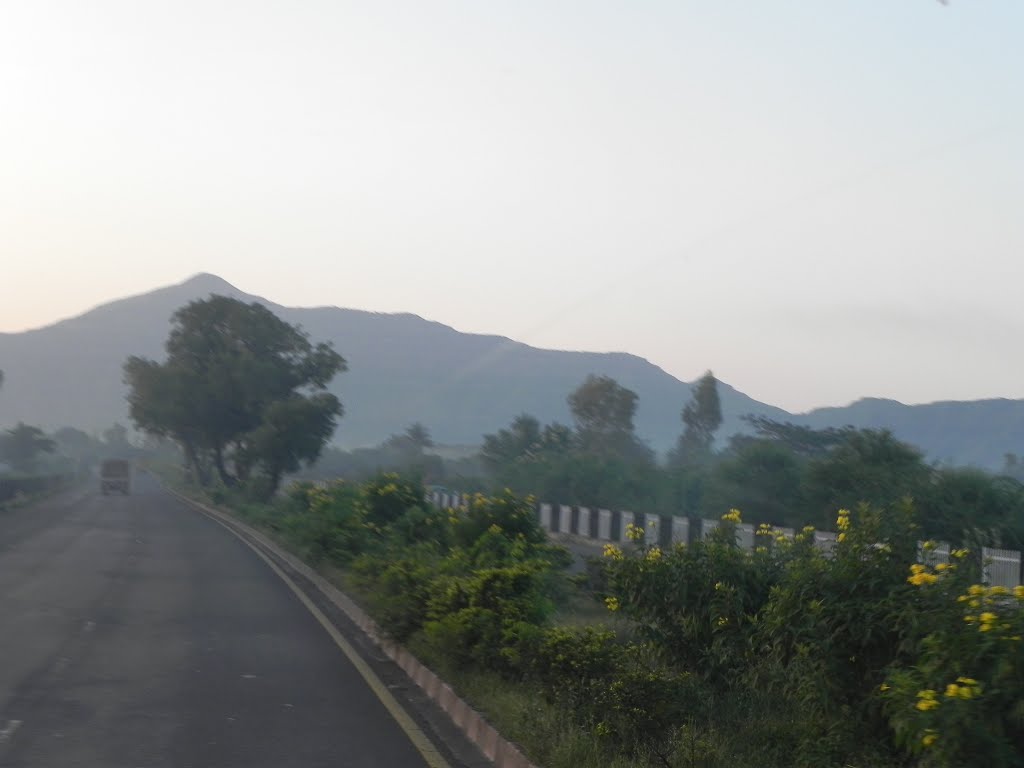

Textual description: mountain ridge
[1,274,1021,468]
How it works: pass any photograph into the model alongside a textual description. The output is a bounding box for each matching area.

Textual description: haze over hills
[0,274,1021,469]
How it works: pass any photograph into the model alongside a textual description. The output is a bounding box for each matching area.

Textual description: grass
[422,666,641,768]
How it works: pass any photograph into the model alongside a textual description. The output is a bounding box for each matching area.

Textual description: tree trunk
[264,468,282,501]
[213,446,235,487]
[183,441,211,486]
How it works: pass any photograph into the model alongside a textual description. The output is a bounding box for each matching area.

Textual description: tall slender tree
[672,370,723,466]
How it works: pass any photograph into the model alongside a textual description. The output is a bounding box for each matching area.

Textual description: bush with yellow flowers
[601,508,782,681]
[279,479,369,564]
[600,499,1024,766]
[881,576,1024,766]
[360,472,426,528]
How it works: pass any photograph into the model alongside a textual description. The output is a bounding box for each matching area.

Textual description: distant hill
[0,274,786,452]
[798,397,1024,469]
[1,274,1022,468]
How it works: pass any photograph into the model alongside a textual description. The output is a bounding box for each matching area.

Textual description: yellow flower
[837,533,847,543]
[988,585,1008,596]
[922,731,938,748]
[879,683,890,692]
[910,564,927,575]
[603,543,624,561]
[721,509,742,524]
[917,689,937,700]
[951,548,969,559]
[944,684,960,698]
[1014,585,1024,599]
[625,523,645,542]
[968,584,986,596]
[604,596,620,612]
[716,616,729,627]
[916,699,939,711]
[935,563,952,572]
[645,546,663,562]
[714,581,725,591]
[979,612,998,623]
[979,624,994,632]
[956,676,978,686]
[964,615,977,623]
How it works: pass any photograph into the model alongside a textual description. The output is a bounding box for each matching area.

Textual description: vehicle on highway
[100,459,132,495]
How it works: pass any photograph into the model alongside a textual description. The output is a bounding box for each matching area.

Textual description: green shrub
[882,580,1024,766]
[361,473,425,529]
[351,544,442,641]
[422,563,555,670]
[602,511,777,681]
[281,480,368,564]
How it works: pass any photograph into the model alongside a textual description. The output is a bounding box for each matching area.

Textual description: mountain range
[1,274,1021,469]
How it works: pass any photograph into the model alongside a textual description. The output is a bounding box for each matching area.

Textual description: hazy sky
[2,1,1022,413]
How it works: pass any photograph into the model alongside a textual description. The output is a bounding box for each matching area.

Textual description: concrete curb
[168,488,539,768]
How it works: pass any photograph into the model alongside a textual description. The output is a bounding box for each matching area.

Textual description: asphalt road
[0,474,455,768]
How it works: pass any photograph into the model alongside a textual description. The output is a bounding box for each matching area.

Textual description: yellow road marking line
[194,506,452,768]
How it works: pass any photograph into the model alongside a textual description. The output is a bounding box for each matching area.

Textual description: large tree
[568,375,643,458]
[740,415,854,459]
[386,422,434,455]
[801,429,930,525]
[124,295,346,497]
[379,423,442,478]
[481,414,543,470]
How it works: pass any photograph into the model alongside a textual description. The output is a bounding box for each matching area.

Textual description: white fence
[983,547,1022,590]
[427,491,1023,588]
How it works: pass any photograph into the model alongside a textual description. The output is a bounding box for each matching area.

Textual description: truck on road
[100,459,132,495]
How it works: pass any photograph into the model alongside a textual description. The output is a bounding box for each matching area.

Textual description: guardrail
[427,491,1023,589]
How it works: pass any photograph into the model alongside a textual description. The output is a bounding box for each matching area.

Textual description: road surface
[0,474,476,767]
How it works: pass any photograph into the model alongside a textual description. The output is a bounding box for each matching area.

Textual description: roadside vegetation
[108,296,1024,765]
[182,472,1023,768]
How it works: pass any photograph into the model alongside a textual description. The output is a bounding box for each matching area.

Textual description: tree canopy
[124,295,346,497]
[567,375,651,462]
